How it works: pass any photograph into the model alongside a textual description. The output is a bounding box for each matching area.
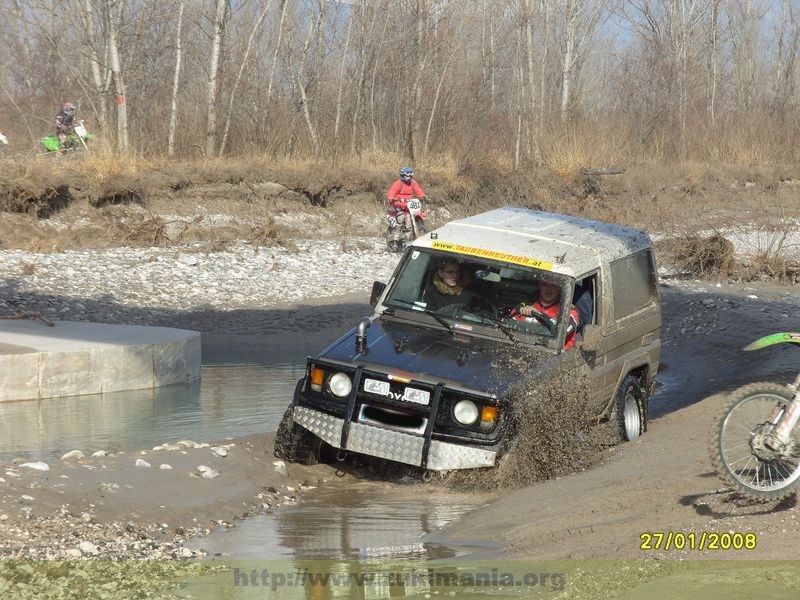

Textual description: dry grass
[539,122,631,182]
[656,233,736,279]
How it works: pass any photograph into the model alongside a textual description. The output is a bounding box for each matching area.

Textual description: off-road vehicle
[275,208,661,471]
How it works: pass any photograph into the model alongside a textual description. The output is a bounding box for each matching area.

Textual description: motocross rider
[55,102,77,152]
[386,166,426,248]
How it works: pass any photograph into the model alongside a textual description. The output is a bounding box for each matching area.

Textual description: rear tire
[612,374,648,442]
[274,405,316,465]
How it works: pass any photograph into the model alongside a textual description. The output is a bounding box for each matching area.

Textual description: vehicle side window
[573,275,596,333]
[609,250,657,319]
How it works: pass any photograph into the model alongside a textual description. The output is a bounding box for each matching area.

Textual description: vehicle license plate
[364,378,390,396]
[403,387,430,405]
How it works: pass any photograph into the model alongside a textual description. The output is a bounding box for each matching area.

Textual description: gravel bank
[0,238,398,330]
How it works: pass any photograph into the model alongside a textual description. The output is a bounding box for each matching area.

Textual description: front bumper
[294,406,496,470]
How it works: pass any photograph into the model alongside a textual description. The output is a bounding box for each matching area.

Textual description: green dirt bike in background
[41,120,91,153]
[709,333,800,501]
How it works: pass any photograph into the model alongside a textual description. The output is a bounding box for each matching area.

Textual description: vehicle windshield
[383,249,575,346]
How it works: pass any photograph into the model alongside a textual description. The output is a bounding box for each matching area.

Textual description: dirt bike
[386,198,428,253]
[41,120,91,153]
[709,333,800,501]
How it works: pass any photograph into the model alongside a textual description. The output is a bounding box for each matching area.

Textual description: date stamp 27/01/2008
[639,531,757,552]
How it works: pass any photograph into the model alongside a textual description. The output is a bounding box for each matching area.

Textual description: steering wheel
[510,305,556,333]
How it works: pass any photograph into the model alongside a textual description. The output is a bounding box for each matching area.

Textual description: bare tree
[205,0,229,158]
[168,0,186,157]
[332,11,353,164]
[106,0,129,153]
[220,0,273,155]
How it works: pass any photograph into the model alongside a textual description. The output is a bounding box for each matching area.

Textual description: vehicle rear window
[609,250,656,319]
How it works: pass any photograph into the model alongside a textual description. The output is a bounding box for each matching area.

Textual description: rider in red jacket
[387,166,426,234]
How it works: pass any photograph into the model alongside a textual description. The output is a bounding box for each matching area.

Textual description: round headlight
[328,372,353,398]
[453,400,479,425]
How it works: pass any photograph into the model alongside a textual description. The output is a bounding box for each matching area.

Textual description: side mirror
[369,281,386,308]
[581,324,602,353]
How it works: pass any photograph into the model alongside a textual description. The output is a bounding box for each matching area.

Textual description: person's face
[538,281,560,306]
[438,264,462,288]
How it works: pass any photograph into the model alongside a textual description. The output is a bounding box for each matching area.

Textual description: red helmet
[63,102,75,115]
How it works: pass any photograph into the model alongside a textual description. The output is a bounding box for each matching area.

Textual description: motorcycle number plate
[407,199,422,212]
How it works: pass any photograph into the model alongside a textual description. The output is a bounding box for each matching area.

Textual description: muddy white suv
[275,208,661,471]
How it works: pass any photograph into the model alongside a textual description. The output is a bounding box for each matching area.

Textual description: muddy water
[188,482,486,561]
[0,363,302,461]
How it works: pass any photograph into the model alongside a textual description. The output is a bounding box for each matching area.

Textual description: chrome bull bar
[293,406,496,471]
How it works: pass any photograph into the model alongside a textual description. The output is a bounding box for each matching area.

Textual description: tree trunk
[560,0,577,123]
[167,0,185,157]
[220,0,272,156]
[370,10,391,152]
[106,0,128,153]
[293,3,321,155]
[332,14,353,165]
[80,0,109,132]
[205,0,228,158]
[267,0,288,105]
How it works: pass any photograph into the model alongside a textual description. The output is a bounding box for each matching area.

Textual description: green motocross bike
[709,333,800,501]
[41,121,91,153]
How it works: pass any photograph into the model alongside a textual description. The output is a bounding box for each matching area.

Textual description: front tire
[613,374,648,442]
[709,382,800,502]
[274,405,316,465]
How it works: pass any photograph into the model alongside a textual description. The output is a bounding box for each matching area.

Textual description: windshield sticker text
[430,241,554,270]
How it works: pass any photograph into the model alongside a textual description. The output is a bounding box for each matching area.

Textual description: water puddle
[0,363,302,461]
[187,481,485,561]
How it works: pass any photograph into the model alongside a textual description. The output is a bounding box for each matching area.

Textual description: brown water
[187,481,487,561]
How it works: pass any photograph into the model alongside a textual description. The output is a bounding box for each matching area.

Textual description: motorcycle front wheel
[709,382,800,501]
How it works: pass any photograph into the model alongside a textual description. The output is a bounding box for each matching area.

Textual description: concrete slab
[0,321,201,401]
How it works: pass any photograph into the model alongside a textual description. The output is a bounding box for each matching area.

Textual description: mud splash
[439,366,616,491]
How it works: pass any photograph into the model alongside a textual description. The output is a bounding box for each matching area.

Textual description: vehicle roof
[412,207,652,278]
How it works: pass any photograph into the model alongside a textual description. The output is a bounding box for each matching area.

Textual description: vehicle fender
[600,351,655,418]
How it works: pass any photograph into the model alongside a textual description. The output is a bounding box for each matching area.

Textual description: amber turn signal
[310,367,325,391]
[480,406,498,423]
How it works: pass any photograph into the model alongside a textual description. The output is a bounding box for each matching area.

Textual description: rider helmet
[63,102,75,116]
[399,166,413,181]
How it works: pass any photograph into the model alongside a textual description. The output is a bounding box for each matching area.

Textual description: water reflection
[0,363,303,461]
[183,483,520,600]
[190,482,481,561]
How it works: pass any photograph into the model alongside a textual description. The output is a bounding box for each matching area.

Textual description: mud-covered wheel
[613,373,647,442]
[385,227,402,253]
[709,382,800,502]
[274,405,316,465]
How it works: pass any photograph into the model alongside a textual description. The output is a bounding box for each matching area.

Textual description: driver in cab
[513,280,580,349]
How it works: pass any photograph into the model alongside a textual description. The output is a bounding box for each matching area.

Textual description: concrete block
[97,343,154,394]
[39,348,101,399]
[0,353,41,402]
[154,340,187,386]
[0,321,202,401]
